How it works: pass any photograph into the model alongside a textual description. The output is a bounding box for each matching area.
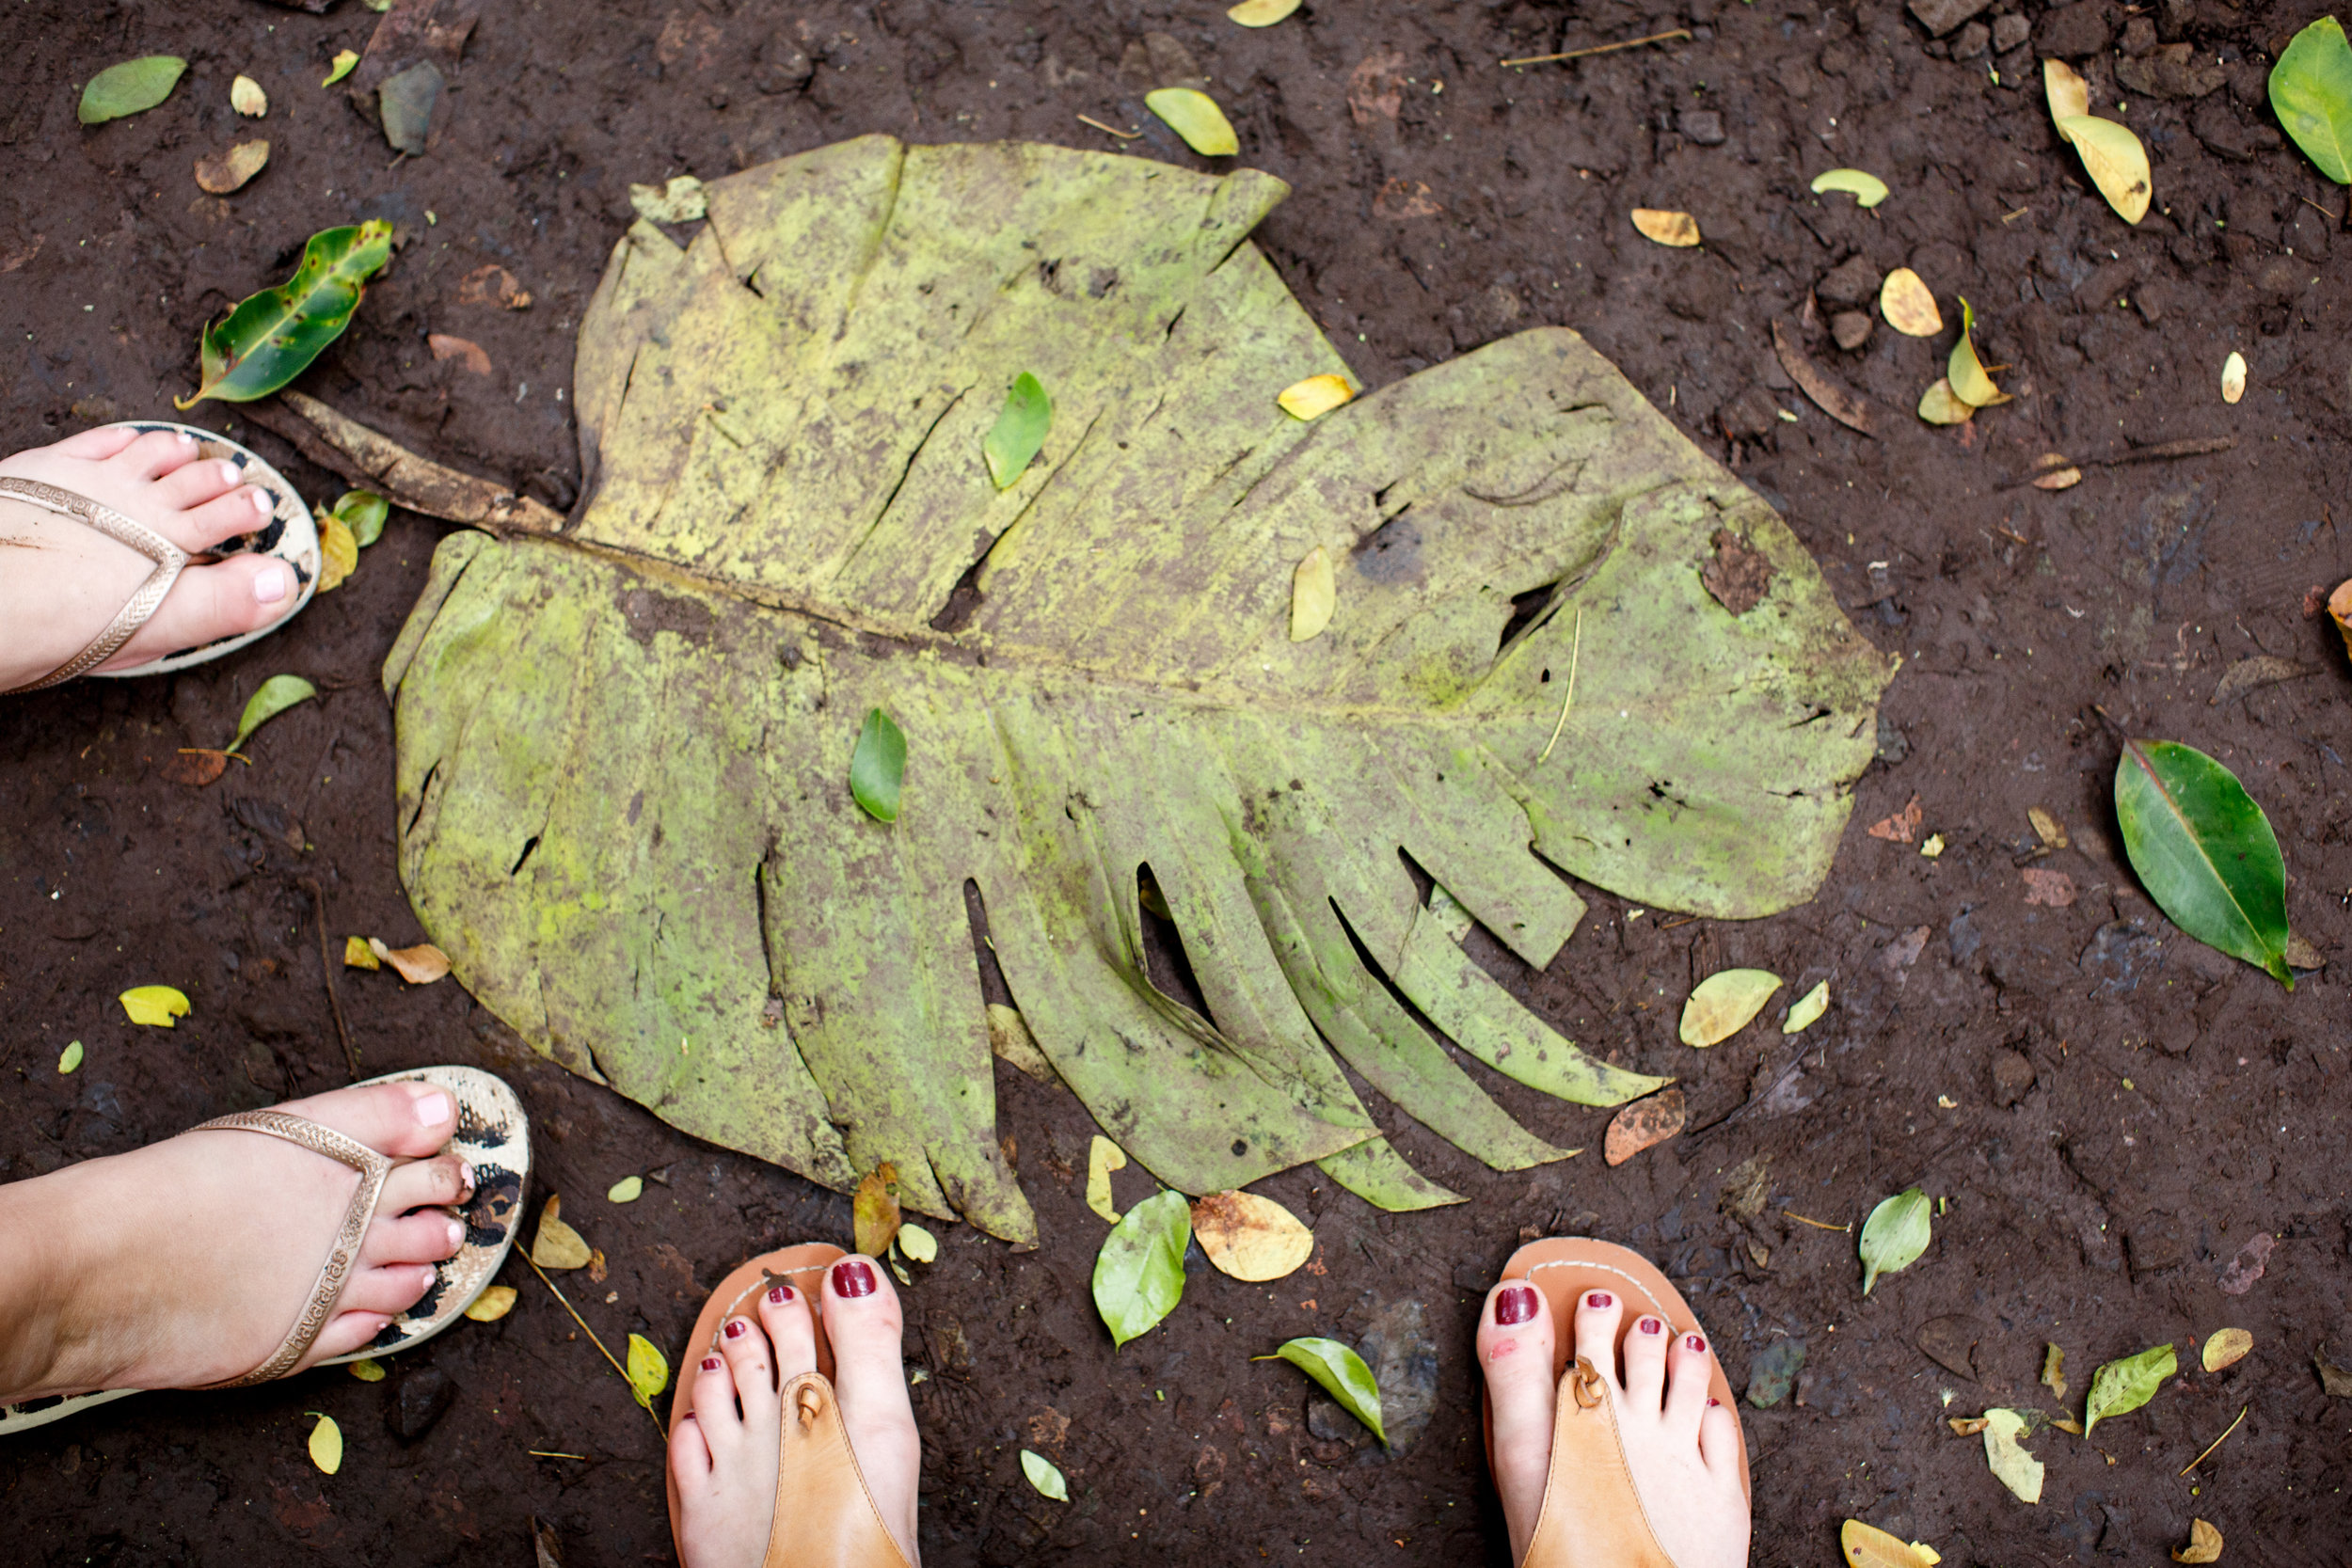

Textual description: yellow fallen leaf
[1278,373,1354,420]
[1910,1545,1943,1566]
[1782,979,1829,1035]
[195,139,270,196]
[2042,1342,2068,1402]
[608,1175,644,1203]
[1810,168,1890,208]
[1981,1408,2042,1503]
[853,1163,902,1257]
[308,1412,342,1474]
[2201,1326,2252,1372]
[1919,832,1946,858]
[317,510,358,591]
[1227,0,1302,25]
[985,1002,1059,1085]
[1192,1190,1315,1280]
[230,74,268,117]
[2044,58,2091,127]
[2220,351,2246,404]
[348,1356,386,1382]
[119,985,191,1027]
[1679,969,1781,1047]
[58,1039,84,1073]
[1839,1519,1934,1568]
[626,1332,669,1409]
[343,935,381,970]
[2056,116,2151,225]
[1917,378,1975,425]
[2029,807,2068,848]
[465,1285,518,1322]
[1947,297,2010,407]
[1631,209,1701,246]
[1087,1133,1127,1223]
[897,1221,939,1263]
[1879,267,1943,337]
[2051,1416,2085,1433]
[368,937,451,984]
[531,1194,593,1270]
[2171,1518,2222,1564]
[1289,545,1335,642]
[323,49,358,87]
[1145,87,1239,156]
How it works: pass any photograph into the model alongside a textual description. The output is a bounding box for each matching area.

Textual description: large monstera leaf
[385,136,1890,1245]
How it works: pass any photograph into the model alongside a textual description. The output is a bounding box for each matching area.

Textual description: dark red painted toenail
[1707,1398,1722,1407]
[1585,1291,1613,1309]
[723,1319,747,1339]
[768,1285,793,1304]
[1685,1334,1707,1354]
[1493,1285,1537,1325]
[1639,1316,1663,1335]
[833,1259,877,1298]
[701,1356,723,1372]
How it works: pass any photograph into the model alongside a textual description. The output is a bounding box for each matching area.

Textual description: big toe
[1478,1280,1558,1560]
[822,1256,921,1560]
[102,554,297,672]
[280,1079,462,1160]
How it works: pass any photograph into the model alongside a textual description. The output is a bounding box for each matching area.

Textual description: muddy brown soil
[5,0,2349,1562]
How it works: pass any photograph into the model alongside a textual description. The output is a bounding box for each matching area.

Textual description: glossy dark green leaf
[335,490,389,547]
[1858,1186,1931,1293]
[1091,1188,1189,1349]
[1260,1336,1387,1445]
[982,372,1052,489]
[2115,739,2292,986]
[2270,17,2352,184]
[2083,1342,2175,1436]
[226,673,318,752]
[850,707,906,823]
[176,221,393,407]
[79,56,186,125]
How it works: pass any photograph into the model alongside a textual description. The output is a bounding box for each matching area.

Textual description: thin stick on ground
[302,878,360,1081]
[526,1256,666,1437]
[1535,608,1583,765]
[1782,1210,1851,1233]
[1501,28,1690,68]
[2179,1404,2247,1476]
[1076,115,1141,140]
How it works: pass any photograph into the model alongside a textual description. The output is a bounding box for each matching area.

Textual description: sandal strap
[1519,1355,1680,1568]
[763,1370,914,1568]
[185,1110,394,1387]
[0,476,191,695]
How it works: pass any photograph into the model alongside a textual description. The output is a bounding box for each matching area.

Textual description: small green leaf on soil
[1259,1336,1387,1445]
[1630,209,1702,246]
[1980,1408,2042,1503]
[324,50,358,87]
[1087,1134,1127,1224]
[1021,1447,1071,1500]
[2269,17,2352,183]
[1840,1520,1934,1568]
[2044,57,2092,126]
[1290,546,1336,641]
[2220,350,2247,404]
[79,56,186,125]
[1859,1187,1931,1293]
[2171,1519,2224,1564]
[854,1162,903,1257]
[178,221,392,407]
[1947,298,2010,407]
[348,1356,387,1382]
[2055,115,2152,224]
[607,1176,644,1204]
[2083,1342,2175,1435]
[1603,1086,1686,1165]
[57,1039,84,1073]
[336,490,389,547]
[2201,1327,2252,1372]
[1782,979,1829,1035]
[898,1221,939,1263]
[626,1332,670,1409]
[1745,1338,1804,1406]
[1678,969,1782,1047]
[308,1413,342,1475]
[982,372,1052,489]
[531,1194,594,1270]
[378,60,444,155]
[195,140,270,196]
[1227,0,1302,26]
[849,707,907,823]
[1278,373,1353,420]
[2114,738,2292,985]
[1191,1190,1315,1281]
[630,174,708,223]
[230,75,268,117]
[119,986,191,1028]
[1145,87,1240,155]
[1917,377,1975,425]
[465,1285,518,1322]
[2041,1342,2067,1402]
[1092,1188,1189,1349]
[228,673,317,752]
[1810,168,1889,207]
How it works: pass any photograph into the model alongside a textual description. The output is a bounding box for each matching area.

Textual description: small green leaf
[2270,17,2352,184]
[57,1039,84,1073]
[335,490,389,547]
[1947,297,2010,408]
[982,372,1052,489]
[227,673,319,752]
[1809,168,1889,208]
[1781,979,1829,1035]
[1091,1188,1189,1349]
[1980,1408,2042,1503]
[897,1221,939,1263]
[607,1175,644,1203]
[176,221,393,408]
[1145,87,1241,156]
[626,1331,671,1409]
[79,56,186,125]
[1858,1186,1931,1293]
[1020,1448,1069,1500]
[323,50,359,87]
[2115,739,2292,986]
[850,707,907,823]
[348,1356,387,1382]
[2083,1342,2175,1437]
[307,1412,343,1475]
[1257,1336,1387,1445]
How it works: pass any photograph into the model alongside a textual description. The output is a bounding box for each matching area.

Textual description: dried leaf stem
[526,1255,665,1436]
[302,878,360,1081]
[2178,1403,2248,1476]
[1536,608,1583,764]
[1782,1209,1851,1233]
[1076,114,1142,139]
[1502,28,1690,67]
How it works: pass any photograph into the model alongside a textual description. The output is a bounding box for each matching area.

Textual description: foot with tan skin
[0,1080,476,1402]
[670,1256,923,1568]
[1479,1278,1752,1567]
[0,425,298,693]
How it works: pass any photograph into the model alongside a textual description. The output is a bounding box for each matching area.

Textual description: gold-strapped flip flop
[1486,1238,1752,1568]
[0,1066,527,1436]
[667,1244,915,1568]
[0,420,318,696]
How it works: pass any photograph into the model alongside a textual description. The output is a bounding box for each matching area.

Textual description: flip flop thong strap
[763,1371,914,1568]
[186,1111,394,1387]
[1520,1356,1680,1568]
[0,476,190,695]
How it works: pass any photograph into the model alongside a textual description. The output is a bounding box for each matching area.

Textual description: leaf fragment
[368,938,451,984]
[1840,1520,1934,1568]
[177,221,393,407]
[230,75,269,117]
[607,1176,644,1204]
[2201,1327,2252,1372]
[1631,209,1701,246]
[2316,1344,2352,1396]
[1916,378,1975,425]
[982,372,1052,489]
[1772,321,1877,436]
[318,510,358,592]
[2114,739,2292,985]
[1603,1086,1686,1165]
[1289,546,1336,642]
[2029,453,2082,490]
[1092,1188,1189,1348]
[1087,1134,1127,1224]
[1260,1337,1386,1445]
[1782,979,1829,1035]
[1021,1447,1071,1500]
[308,1413,342,1475]
[532,1195,594,1270]
[2220,351,2246,405]
[195,140,271,196]
[1947,298,2010,408]
[985,1003,1059,1085]
[1278,373,1354,420]
[2056,115,2152,225]
[1947,1415,1989,1436]
[378,60,442,155]
[348,1356,386,1381]
[2083,1342,2175,1435]
[79,56,186,125]
[849,708,907,824]
[1879,268,1943,337]
[1191,1190,1315,1280]
[2041,1342,2067,1402]
[1227,0,1302,25]
[2044,58,2092,126]
[2028,808,2068,848]
[1146,87,1240,155]
[465,1285,518,1322]
[1810,168,1890,208]
[120,986,191,1028]
[898,1221,939,1263]
[1858,1187,1931,1293]
[1981,1408,2042,1502]
[334,490,389,547]
[2269,17,2352,184]
[627,1332,670,1409]
[629,175,707,224]
[343,935,381,970]
[57,1039,84,1073]
[2172,1519,2223,1564]
[854,1163,903,1258]
[1678,968,1782,1047]
[324,50,359,87]
[227,673,318,752]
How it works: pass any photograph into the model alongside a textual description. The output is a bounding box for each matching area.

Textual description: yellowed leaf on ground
[1087,1134,1127,1223]
[1782,979,1829,1035]
[230,74,268,117]
[1917,377,1975,425]
[1227,0,1302,27]
[2201,1327,2252,1371]
[343,935,381,970]
[627,1332,669,1409]
[1278,373,1354,420]
[195,139,269,195]
[317,509,358,590]
[1631,209,1701,246]
[2331,579,2352,662]
[2029,808,2068,848]
[1679,969,1782,1046]
[1192,1190,1315,1280]
[1290,546,1336,641]
[1982,1408,2043,1503]
[1604,1086,1687,1164]
[2044,58,2091,127]
[854,1163,902,1257]
[2029,453,2081,489]
[2042,1342,2068,1402]
[2171,1519,2223,1564]
[2056,116,2151,224]
[1879,268,1943,337]
[308,1413,342,1474]
[1810,168,1890,208]
[985,1002,1059,1085]
[1840,1519,1935,1568]
[1909,1545,1942,1566]
[531,1194,593,1270]
[2220,351,2246,404]
[1947,298,2010,407]
[323,49,358,87]
[465,1285,518,1322]
[368,938,451,983]
[348,1356,386,1381]
[119,985,191,1027]
[608,1175,644,1203]
[58,1039,84,1073]
[1145,87,1240,155]
[1947,1416,1990,1435]
[897,1221,939,1263]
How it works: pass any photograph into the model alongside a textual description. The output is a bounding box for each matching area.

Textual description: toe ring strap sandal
[769,1370,914,1568]
[0,476,190,695]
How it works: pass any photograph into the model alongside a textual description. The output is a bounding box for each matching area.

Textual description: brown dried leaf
[2022,868,2076,907]
[369,937,451,983]
[1772,321,1878,436]
[1604,1086,1686,1166]
[1915,1315,1983,1380]
[853,1163,903,1258]
[2332,579,2352,662]
[531,1194,593,1270]
[1345,51,1406,123]
[1701,528,1774,615]
[2170,1519,2222,1564]
[1880,268,1943,337]
[456,263,532,309]
[588,1247,609,1283]
[1631,209,1702,247]
[1868,794,1923,845]
[194,139,270,195]
[1946,1416,1990,1435]
[2284,934,2324,972]
[160,748,230,786]
[2030,452,2083,490]
[2042,1341,2068,1402]
[1191,1190,1316,1281]
[428,333,493,375]
[2209,655,2318,705]
[1371,178,1441,219]
[2316,1345,2352,1397]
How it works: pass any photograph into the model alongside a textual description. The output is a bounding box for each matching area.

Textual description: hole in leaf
[509,834,540,877]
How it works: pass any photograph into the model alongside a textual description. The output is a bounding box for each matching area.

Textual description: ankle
[0,1157,130,1400]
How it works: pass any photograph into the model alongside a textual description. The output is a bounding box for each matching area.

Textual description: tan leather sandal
[1487,1238,1752,1568]
[667,1243,915,1568]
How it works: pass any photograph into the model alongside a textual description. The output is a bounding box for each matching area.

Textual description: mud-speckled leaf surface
[383,139,1890,1243]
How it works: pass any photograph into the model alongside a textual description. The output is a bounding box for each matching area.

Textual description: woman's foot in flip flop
[1480,1279,1751,1568]
[671,1256,922,1568]
[0,1079,476,1402]
[0,425,297,692]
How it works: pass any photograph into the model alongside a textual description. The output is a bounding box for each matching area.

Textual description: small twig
[1076,114,1142,140]
[526,1255,666,1437]
[302,878,360,1081]
[1535,608,1583,764]
[529,1450,591,1460]
[1782,1210,1851,1233]
[2179,1403,2247,1476]
[1501,28,1690,67]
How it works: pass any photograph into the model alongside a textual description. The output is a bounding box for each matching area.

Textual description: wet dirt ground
[4,0,2349,1562]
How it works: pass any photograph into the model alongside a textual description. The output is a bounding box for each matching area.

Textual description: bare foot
[0,425,299,692]
[670,1255,923,1568]
[0,1079,475,1401]
[1479,1279,1750,1568]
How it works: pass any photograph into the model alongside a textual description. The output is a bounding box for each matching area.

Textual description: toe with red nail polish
[1494,1284,1538,1325]
[832,1259,876,1298]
